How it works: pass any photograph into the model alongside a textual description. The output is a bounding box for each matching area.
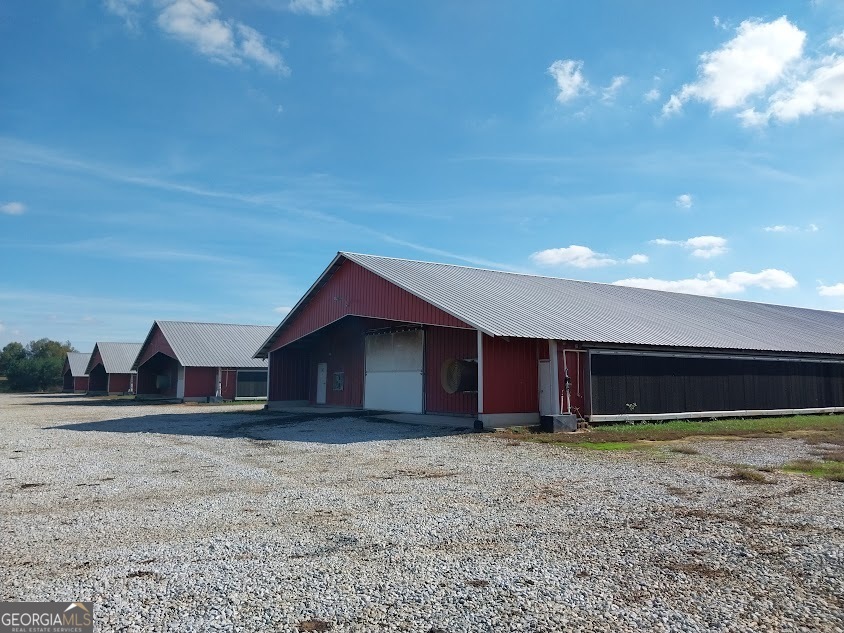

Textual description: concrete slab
[372,412,476,430]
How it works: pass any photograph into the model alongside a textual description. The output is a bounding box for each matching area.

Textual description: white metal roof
[65,352,91,377]
[87,343,142,374]
[258,252,844,357]
[138,321,274,369]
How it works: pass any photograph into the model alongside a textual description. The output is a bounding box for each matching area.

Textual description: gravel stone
[0,393,842,632]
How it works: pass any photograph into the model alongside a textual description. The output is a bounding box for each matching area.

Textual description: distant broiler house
[255,252,844,427]
[132,321,274,402]
[85,342,142,395]
[62,351,91,393]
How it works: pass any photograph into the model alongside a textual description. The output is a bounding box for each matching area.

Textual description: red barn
[133,321,274,402]
[62,352,90,393]
[85,342,141,395]
[255,252,844,427]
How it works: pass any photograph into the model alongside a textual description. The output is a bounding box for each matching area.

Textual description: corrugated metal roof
[262,252,844,356]
[89,343,142,374]
[66,352,91,377]
[153,321,274,368]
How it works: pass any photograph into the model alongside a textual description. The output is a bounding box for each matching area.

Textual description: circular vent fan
[440,359,478,394]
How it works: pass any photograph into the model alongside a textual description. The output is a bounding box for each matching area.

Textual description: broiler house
[62,351,91,393]
[255,252,844,427]
[132,321,274,402]
[86,342,142,395]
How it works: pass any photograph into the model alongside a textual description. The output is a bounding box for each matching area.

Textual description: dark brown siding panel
[137,354,179,397]
[184,367,216,398]
[482,335,539,414]
[425,326,477,415]
[309,318,366,407]
[270,260,472,351]
[88,365,107,392]
[590,353,844,415]
[268,350,309,401]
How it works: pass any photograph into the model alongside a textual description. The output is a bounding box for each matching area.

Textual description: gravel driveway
[1,393,842,632]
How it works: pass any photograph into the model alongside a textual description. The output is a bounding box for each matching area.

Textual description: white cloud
[644,88,661,102]
[675,193,693,209]
[0,322,5,333]
[764,223,819,233]
[713,16,727,30]
[601,75,628,102]
[157,0,288,73]
[818,282,844,297]
[288,0,343,15]
[531,245,648,268]
[274,305,293,314]
[663,17,805,115]
[651,235,728,259]
[829,31,844,50]
[532,245,614,268]
[615,269,797,297]
[548,59,589,103]
[742,54,844,125]
[1,201,26,215]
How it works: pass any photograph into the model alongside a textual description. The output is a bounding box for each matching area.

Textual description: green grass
[577,441,638,451]
[783,459,844,482]
[498,414,844,446]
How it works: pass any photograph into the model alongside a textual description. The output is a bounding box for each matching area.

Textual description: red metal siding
[109,373,132,394]
[184,366,216,398]
[482,335,540,414]
[136,324,177,368]
[425,326,478,415]
[74,376,89,392]
[268,349,309,401]
[221,369,238,400]
[270,259,472,351]
[89,346,104,375]
[558,348,588,416]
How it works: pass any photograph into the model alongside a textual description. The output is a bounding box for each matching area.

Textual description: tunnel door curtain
[364,329,424,413]
[236,370,268,399]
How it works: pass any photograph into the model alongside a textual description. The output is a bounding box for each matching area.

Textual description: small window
[333,371,344,391]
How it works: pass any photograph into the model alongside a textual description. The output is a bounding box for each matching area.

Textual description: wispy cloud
[105,0,289,73]
[531,245,648,269]
[601,75,628,102]
[1,138,505,271]
[651,235,728,259]
[1,201,26,215]
[103,0,143,30]
[288,0,343,16]
[764,223,819,233]
[548,59,589,103]
[615,269,798,297]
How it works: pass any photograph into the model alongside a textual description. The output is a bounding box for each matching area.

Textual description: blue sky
[1,0,843,351]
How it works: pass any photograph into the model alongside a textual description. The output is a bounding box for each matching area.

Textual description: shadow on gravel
[44,410,469,444]
[24,395,170,407]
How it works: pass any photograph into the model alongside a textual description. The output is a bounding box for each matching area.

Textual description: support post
[548,340,560,414]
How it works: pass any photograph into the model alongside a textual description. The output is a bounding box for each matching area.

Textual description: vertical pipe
[477,330,484,416]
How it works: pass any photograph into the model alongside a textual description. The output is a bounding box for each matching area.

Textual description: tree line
[0,339,76,392]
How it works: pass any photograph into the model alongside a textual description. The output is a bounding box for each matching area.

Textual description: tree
[0,342,26,375]
[3,339,77,392]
